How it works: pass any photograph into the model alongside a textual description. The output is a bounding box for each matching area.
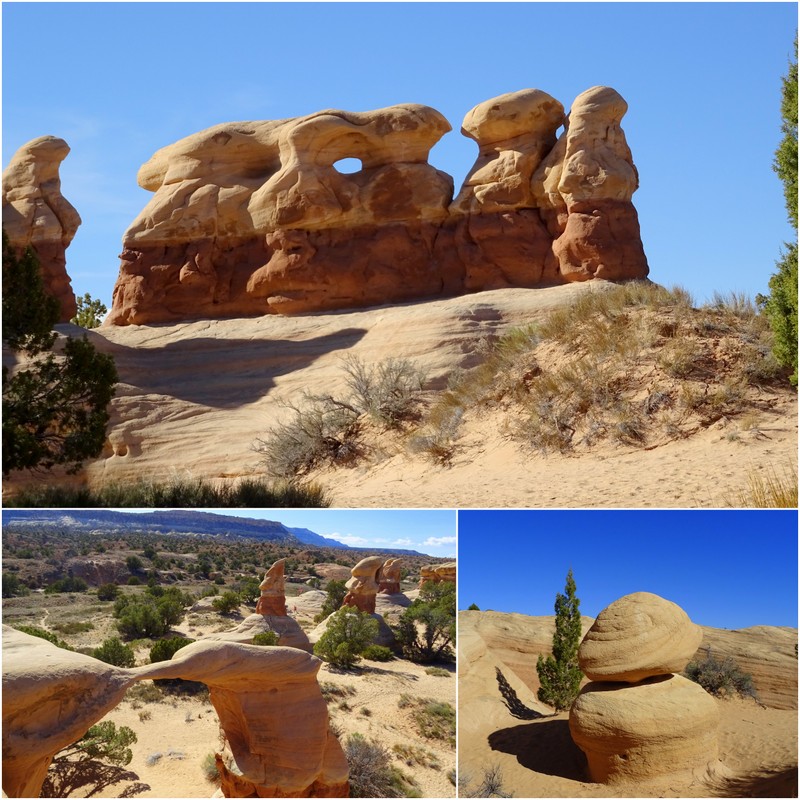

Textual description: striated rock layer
[569,674,721,783]
[107,88,648,325]
[578,591,703,682]
[2,136,80,321]
[2,626,346,798]
[342,556,383,614]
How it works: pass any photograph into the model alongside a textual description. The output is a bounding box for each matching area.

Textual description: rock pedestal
[378,558,403,594]
[2,136,80,322]
[568,592,720,783]
[255,558,288,616]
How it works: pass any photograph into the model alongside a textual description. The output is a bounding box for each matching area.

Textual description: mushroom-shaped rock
[578,591,703,682]
[551,86,649,282]
[419,564,438,589]
[342,556,383,614]
[2,136,80,321]
[256,558,287,616]
[378,558,403,594]
[433,562,457,584]
[568,674,720,783]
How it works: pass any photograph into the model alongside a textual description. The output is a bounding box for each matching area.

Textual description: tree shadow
[42,759,150,798]
[495,667,546,720]
[488,718,588,782]
[77,325,367,409]
[708,767,798,798]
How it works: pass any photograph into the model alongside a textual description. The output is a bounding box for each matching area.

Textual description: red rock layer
[342,592,376,615]
[256,596,288,616]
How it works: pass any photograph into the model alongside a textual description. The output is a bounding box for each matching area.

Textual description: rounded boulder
[578,591,702,682]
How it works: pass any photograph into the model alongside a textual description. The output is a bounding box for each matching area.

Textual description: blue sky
[114,508,457,557]
[2,3,796,311]
[458,510,798,629]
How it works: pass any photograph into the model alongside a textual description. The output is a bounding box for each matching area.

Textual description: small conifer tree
[536,568,583,711]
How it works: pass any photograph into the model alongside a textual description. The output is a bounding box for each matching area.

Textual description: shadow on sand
[488,717,588,782]
[42,759,150,798]
[708,767,799,798]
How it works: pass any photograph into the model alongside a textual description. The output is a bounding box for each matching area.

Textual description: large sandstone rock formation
[419,561,457,589]
[107,88,648,325]
[256,558,288,616]
[378,558,403,594]
[2,136,80,321]
[569,592,720,783]
[2,626,346,798]
[342,555,383,614]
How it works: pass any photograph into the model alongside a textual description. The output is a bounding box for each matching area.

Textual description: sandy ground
[459,610,799,798]
[25,593,455,798]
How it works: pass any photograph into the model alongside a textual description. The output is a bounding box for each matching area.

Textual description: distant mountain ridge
[2,510,427,556]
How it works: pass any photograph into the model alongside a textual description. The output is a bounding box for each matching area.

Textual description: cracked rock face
[2,136,80,321]
[106,89,649,326]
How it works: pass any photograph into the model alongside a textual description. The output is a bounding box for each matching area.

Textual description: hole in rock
[332,157,363,174]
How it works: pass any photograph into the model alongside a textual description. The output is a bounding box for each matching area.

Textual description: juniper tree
[762,33,798,385]
[536,568,583,711]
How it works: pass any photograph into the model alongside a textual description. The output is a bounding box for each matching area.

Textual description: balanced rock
[256,558,287,616]
[569,674,720,783]
[342,556,383,614]
[106,89,649,326]
[578,591,703,682]
[378,558,403,594]
[2,136,80,321]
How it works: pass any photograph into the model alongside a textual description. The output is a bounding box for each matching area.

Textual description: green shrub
[150,636,195,663]
[97,582,119,601]
[212,591,241,615]
[62,721,136,767]
[2,572,29,598]
[684,649,759,701]
[314,579,347,623]
[92,637,136,668]
[252,631,280,646]
[52,621,94,635]
[313,607,379,668]
[44,575,88,594]
[394,581,455,663]
[201,752,220,784]
[398,696,456,746]
[361,644,394,662]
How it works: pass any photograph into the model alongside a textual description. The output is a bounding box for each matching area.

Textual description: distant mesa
[568,592,721,783]
[105,86,649,326]
[1,135,80,321]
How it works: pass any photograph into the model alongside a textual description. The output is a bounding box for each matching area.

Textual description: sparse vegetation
[345,733,421,798]
[460,764,512,798]
[12,624,73,650]
[201,752,221,784]
[392,742,441,769]
[252,631,280,646]
[398,695,456,746]
[362,643,394,661]
[255,356,424,478]
[536,569,583,711]
[5,476,330,508]
[725,464,798,508]
[684,649,760,701]
[149,636,195,663]
[424,666,451,677]
[212,590,242,615]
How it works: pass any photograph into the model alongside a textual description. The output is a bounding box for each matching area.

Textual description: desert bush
[125,682,164,704]
[212,591,241,615]
[252,631,280,646]
[44,575,88,594]
[391,743,440,769]
[52,621,95,635]
[5,476,330,508]
[361,644,394,661]
[149,636,195,663]
[394,581,455,664]
[114,593,187,640]
[424,666,451,677]
[462,764,512,798]
[314,579,348,623]
[2,572,29,598]
[536,569,583,711]
[60,721,137,767]
[201,752,220,784]
[725,464,798,508]
[313,607,379,668]
[97,582,120,601]
[345,734,420,798]
[92,637,136,668]
[319,682,357,702]
[12,624,73,650]
[684,649,759,701]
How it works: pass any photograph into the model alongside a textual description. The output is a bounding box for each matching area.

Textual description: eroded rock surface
[378,558,403,594]
[2,136,80,321]
[569,674,720,783]
[256,558,288,616]
[578,591,703,682]
[342,556,383,614]
[2,625,345,798]
[107,89,649,325]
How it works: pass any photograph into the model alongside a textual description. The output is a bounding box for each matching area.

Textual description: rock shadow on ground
[488,717,588,782]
